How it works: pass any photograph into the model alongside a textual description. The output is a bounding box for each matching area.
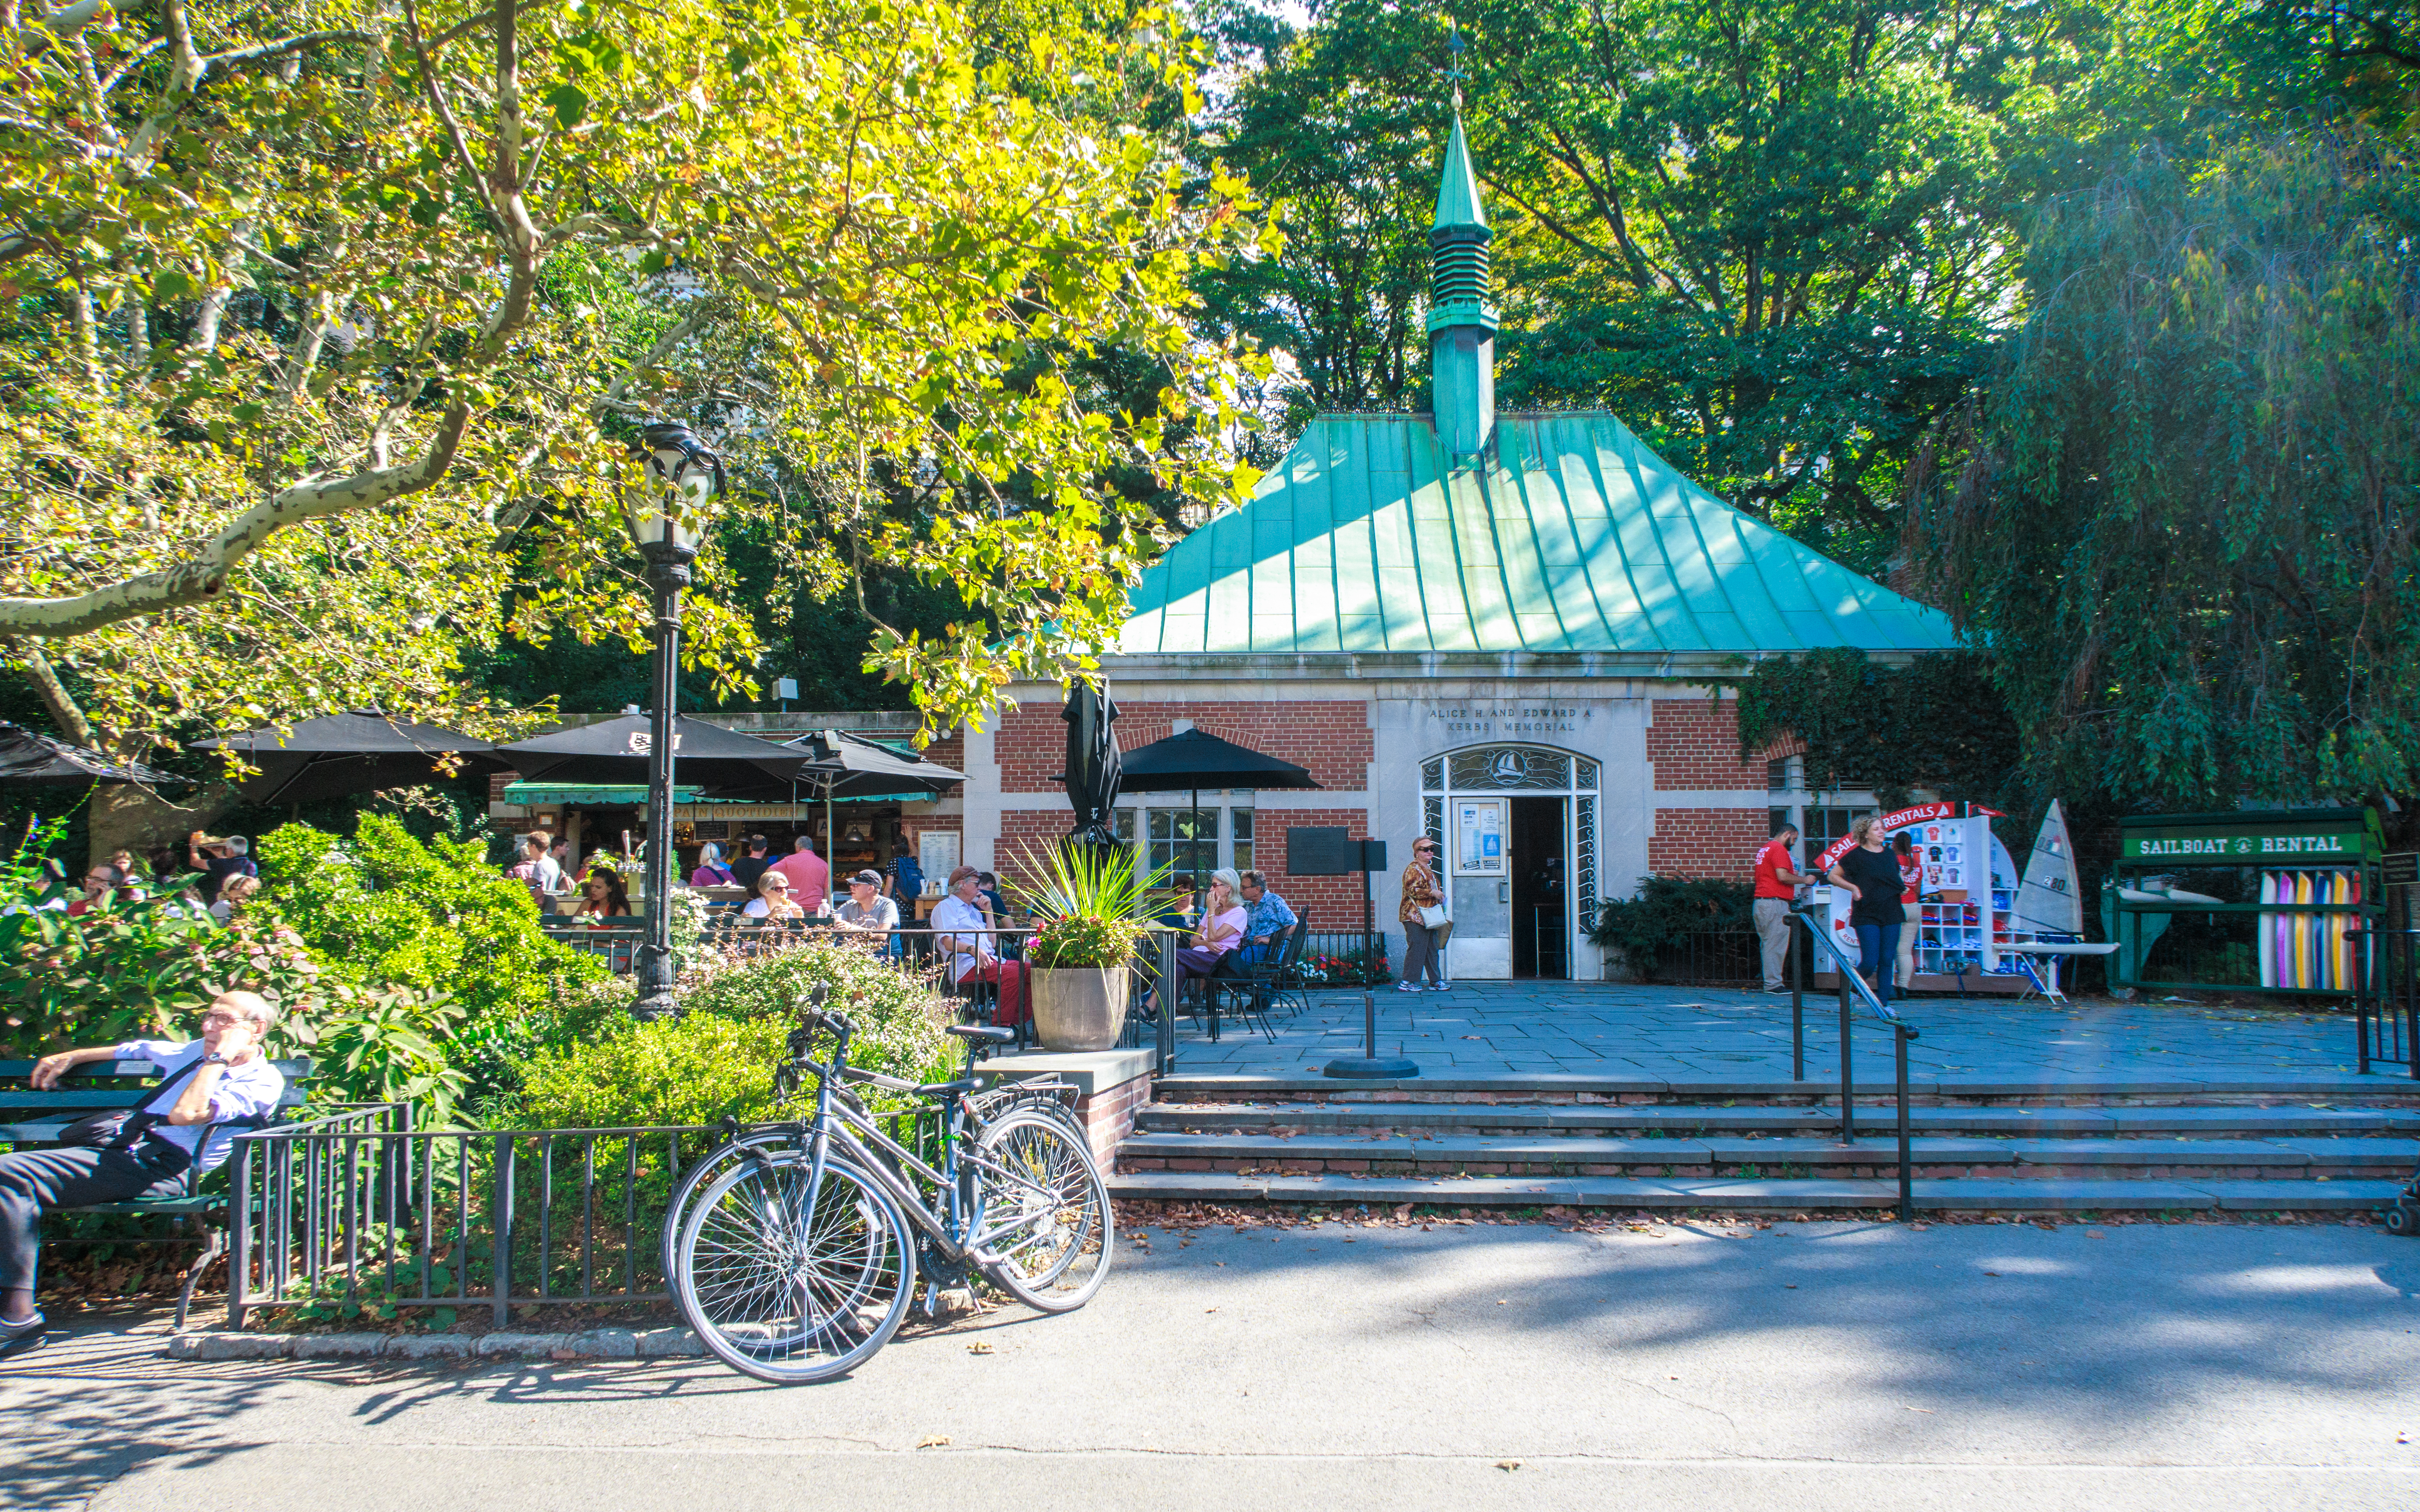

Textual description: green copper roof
[1117,412,1961,658]
[1432,115,1488,232]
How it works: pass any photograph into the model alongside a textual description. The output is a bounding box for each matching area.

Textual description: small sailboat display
[2014,799,2083,936]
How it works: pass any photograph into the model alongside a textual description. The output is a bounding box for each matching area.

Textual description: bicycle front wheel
[674,1151,915,1383]
[969,1110,1114,1313]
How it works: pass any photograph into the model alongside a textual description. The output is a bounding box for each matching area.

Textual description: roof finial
[1445,25,1467,114]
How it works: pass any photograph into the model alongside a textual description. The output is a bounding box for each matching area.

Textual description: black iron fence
[228,1104,942,1327]
[2363,925,2420,1078]
[1650,929,1766,986]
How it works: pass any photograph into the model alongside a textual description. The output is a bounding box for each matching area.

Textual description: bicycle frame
[730,1036,1077,1272]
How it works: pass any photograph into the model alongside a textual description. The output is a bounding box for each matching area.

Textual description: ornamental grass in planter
[1015,843,1170,1053]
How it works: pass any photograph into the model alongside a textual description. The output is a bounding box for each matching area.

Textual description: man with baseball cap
[833,869,900,935]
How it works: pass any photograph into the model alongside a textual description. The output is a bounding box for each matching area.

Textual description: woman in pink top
[1145,870,1248,1014]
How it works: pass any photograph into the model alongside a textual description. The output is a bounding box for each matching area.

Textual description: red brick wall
[1647,698,1798,790]
[993,805,1375,928]
[1647,698,1760,790]
[917,730,965,773]
[994,700,1372,794]
[1647,807,1771,881]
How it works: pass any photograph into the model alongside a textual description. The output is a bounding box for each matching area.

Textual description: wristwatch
[200,1053,230,1067]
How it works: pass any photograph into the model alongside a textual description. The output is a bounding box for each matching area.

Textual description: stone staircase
[1109,1074,2420,1217]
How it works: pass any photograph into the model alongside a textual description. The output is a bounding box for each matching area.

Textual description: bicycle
[661,989,1114,1383]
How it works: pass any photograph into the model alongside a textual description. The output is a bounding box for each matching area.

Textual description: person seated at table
[208,874,260,926]
[741,870,805,923]
[65,864,124,918]
[1237,870,1297,965]
[688,842,735,888]
[569,868,631,919]
[1144,869,1248,1014]
[833,869,900,936]
[933,865,1026,1026]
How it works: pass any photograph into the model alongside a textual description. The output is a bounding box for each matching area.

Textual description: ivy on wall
[1733,648,2020,808]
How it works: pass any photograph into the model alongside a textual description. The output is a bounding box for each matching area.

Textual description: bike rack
[1789,908,1920,1222]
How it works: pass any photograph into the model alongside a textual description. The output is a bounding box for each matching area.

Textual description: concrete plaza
[1164,980,2397,1086]
[7,1219,2415,1511]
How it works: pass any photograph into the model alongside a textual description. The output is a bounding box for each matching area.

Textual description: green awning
[502,782,704,806]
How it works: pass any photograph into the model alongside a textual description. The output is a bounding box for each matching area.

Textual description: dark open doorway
[1510,796,1568,979]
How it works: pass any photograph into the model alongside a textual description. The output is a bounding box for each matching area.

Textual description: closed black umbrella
[0,721,186,789]
[1058,681,1122,848]
[194,710,505,806]
[1114,729,1320,885]
[494,714,817,793]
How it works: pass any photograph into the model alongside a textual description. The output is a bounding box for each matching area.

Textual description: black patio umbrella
[494,713,818,794]
[1114,728,1320,884]
[748,729,967,862]
[1057,680,1122,849]
[194,710,507,806]
[0,721,186,789]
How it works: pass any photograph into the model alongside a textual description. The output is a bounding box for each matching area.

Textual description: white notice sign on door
[1455,800,1505,876]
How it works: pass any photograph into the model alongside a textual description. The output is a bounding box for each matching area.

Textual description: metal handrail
[1788,906,1921,1221]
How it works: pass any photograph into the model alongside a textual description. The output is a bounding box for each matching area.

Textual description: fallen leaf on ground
[1205,1306,1219,1313]
[1906,1406,1934,1414]
[2085,1229,2108,1239]
[917,1436,951,1448]
[966,1342,996,1355]
[1494,1460,1521,1471]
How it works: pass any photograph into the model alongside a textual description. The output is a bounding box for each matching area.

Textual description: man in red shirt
[766,834,831,917]
[1753,822,1815,993]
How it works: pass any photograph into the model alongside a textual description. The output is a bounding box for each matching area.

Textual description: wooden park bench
[0,1056,314,1329]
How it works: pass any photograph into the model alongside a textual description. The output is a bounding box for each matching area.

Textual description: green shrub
[1588,877,1756,981]
[254,815,605,1024]
[510,1013,792,1129]
[502,939,953,1130]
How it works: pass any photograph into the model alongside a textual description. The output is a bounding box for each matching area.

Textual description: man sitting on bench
[0,989,287,1345]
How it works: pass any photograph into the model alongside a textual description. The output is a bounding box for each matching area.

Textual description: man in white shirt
[931,865,1026,1027]
[0,990,287,1345]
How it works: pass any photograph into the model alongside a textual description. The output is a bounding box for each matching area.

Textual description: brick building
[493,115,1953,979]
[956,112,1956,980]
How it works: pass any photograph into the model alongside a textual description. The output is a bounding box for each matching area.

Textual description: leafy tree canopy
[0,0,1272,756]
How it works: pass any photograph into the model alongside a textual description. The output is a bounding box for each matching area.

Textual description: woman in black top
[1826,815,1906,1010]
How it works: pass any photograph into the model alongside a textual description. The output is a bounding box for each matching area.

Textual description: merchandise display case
[1811,803,2042,996]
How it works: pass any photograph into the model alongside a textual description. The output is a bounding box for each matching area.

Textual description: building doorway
[1510,796,1569,979]
[1422,744,1598,980]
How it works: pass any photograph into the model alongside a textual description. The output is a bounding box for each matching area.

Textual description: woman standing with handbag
[1399,836,1453,993]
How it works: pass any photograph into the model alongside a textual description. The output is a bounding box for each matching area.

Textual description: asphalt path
[5,1217,2417,1511]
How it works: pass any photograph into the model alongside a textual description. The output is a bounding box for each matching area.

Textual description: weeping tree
[1915,129,2420,810]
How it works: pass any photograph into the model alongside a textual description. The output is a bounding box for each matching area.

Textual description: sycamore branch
[0,401,472,638]
[3,637,96,744]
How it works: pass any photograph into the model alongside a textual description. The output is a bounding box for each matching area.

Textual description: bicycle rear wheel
[674,1150,915,1383]
[969,1110,1113,1313]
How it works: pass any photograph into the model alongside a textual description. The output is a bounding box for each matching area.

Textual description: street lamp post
[623,420,723,1019]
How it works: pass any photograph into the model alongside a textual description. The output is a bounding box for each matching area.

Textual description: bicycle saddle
[946,1024,1015,1044]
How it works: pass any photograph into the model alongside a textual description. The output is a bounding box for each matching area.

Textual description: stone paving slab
[1168,980,2405,1087]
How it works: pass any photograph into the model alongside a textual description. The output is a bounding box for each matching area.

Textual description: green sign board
[2118,809,2382,865]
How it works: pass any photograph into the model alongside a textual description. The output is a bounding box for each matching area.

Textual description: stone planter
[1029,966,1130,1052]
